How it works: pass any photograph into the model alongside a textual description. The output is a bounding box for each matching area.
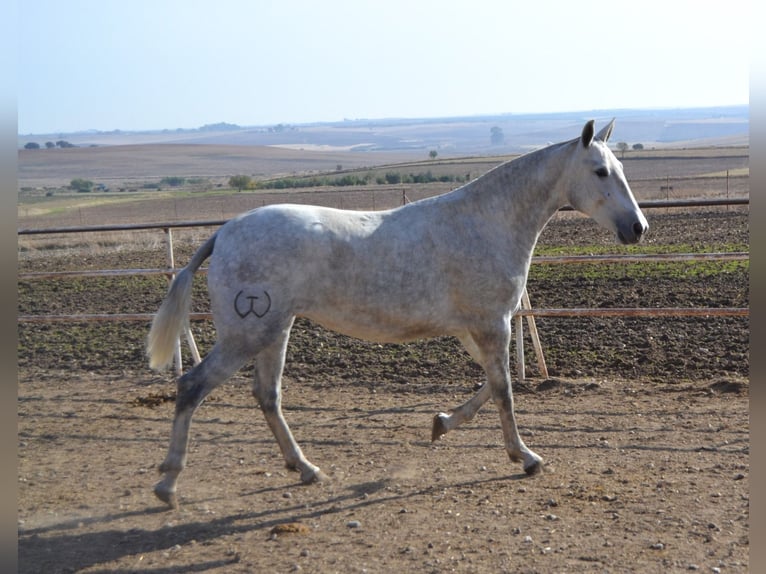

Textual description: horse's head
[566,119,648,244]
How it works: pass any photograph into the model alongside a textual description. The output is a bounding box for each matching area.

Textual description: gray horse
[147,119,647,508]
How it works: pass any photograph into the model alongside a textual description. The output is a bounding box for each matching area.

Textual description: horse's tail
[146,231,218,371]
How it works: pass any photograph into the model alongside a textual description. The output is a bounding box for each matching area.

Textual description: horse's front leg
[491,369,543,475]
[477,329,543,475]
[252,329,327,485]
[432,383,491,441]
[431,332,496,441]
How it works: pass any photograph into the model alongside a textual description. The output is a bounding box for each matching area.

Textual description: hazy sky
[18,0,750,134]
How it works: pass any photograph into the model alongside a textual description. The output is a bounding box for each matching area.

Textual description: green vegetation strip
[532,252,747,264]
[533,243,748,256]
[258,170,467,189]
[528,244,749,281]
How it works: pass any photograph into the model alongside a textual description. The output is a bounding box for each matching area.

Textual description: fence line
[16,197,749,236]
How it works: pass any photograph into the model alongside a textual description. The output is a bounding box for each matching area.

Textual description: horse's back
[213,202,446,272]
[206,203,470,341]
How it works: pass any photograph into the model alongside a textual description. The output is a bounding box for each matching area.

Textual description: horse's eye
[595,167,609,178]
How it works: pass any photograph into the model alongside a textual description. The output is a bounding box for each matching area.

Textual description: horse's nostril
[633,221,645,237]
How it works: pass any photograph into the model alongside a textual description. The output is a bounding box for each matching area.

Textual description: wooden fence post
[522,289,549,379]
[514,288,549,382]
[514,314,525,382]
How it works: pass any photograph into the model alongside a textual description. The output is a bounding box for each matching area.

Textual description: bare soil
[18,202,749,572]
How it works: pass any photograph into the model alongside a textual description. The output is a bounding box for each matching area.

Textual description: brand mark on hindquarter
[234,290,271,318]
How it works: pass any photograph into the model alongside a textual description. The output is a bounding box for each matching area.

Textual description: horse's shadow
[18,473,524,573]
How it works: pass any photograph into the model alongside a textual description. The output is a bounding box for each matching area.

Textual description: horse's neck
[458,141,573,248]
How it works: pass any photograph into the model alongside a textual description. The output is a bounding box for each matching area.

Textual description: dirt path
[18,372,748,573]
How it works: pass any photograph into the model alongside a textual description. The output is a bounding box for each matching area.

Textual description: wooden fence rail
[16,197,749,236]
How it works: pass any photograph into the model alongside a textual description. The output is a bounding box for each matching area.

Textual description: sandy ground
[18,370,748,573]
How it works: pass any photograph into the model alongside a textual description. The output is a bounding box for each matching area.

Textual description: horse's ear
[596,118,615,143]
[581,120,595,147]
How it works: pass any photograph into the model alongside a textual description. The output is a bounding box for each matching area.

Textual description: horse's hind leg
[154,344,248,508]
[252,323,327,484]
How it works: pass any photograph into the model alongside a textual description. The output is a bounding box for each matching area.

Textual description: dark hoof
[154,483,178,509]
[431,413,448,442]
[524,461,543,476]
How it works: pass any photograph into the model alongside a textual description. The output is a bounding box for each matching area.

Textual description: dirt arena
[18,200,748,572]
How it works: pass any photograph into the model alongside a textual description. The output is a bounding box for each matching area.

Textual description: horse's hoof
[431,413,449,442]
[300,466,328,484]
[154,483,178,509]
[524,460,543,476]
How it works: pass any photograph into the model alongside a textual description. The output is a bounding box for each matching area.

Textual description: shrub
[70,178,93,192]
[160,176,186,187]
[385,172,402,184]
[229,175,252,191]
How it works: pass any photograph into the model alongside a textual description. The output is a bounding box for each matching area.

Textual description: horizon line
[18,103,749,137]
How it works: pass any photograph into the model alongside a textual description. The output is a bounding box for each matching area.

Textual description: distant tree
[616,142,629,158]
[229,175,252,192]
[336,164,343,171]
[199,122,240,132]
[70,178,94,192]
[24,142,40,150]
[56,140,75,148]
[160,176,186,187]
[490,126,504,146]
[632,143,644,151]
[429,150,438,160]
[45,141,55,149]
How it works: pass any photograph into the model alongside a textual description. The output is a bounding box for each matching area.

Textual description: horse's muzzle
[617,220,648,244]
